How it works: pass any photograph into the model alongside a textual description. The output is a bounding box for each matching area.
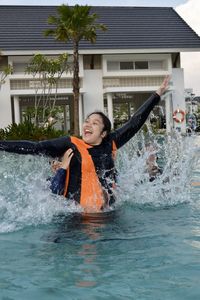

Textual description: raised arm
[0,135,72,158]
[110,76,170,148]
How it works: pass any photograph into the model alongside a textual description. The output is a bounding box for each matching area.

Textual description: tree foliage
[0,121,67,141]
[0,64,13,87]
[26,53,71,126]
[45,4,107,136]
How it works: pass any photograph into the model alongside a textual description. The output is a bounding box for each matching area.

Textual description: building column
[13,95,20,124]
[0,79,12,128]
[164,92,173,133]
[107,93,114,129]
[79,93,83,135]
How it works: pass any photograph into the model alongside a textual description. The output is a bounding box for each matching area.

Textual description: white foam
[0,132,198,232]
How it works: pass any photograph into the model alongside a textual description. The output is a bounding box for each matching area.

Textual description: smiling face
[82,113,107,145]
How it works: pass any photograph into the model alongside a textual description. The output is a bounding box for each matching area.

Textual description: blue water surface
[0,134,200,300]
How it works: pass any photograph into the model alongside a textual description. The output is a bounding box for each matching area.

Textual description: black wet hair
[87,111,111,135]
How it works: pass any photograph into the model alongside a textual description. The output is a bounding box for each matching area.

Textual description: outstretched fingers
[156,75,170,96]
[61,148,74,170]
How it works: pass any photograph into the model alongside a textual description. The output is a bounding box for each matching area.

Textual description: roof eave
[2,47,200,56]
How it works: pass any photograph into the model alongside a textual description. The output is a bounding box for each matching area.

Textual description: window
[0,56,8,71]
[120,61,134,70]
[135,61,148,70]
[13,62,28,73]
[107,59,166,72]
[83,55,102,69]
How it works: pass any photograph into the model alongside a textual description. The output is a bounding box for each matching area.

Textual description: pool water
[0,134,200,299]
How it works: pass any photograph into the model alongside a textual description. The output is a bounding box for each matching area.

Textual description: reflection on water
[45,211,119,288]
[76,214,106,288]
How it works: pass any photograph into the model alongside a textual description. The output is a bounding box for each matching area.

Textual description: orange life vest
[63,137,117,213]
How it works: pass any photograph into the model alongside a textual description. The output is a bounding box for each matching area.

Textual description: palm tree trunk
[73,40,80,136]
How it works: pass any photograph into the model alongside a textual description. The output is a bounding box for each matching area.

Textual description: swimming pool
[0,134,200,299]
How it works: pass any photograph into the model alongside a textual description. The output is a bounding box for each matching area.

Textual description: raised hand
[60,148,74,170]
[156,75,170,96]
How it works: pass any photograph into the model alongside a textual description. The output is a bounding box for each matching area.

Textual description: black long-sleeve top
[0,93,160,203]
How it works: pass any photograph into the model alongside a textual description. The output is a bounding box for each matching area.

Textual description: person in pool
[0,76,170,213]
[145,143,163,182]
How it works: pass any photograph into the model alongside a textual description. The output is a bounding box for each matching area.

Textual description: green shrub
[0,121,67,141]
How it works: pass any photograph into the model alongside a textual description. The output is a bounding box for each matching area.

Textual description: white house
[0,5,200,133]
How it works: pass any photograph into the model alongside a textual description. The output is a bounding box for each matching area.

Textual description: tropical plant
[0,64,13,87]
[26,53,70,126]
[0,121,67,141]
[45,4,107,136]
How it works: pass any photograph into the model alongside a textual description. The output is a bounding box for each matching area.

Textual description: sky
[0,0,199,95]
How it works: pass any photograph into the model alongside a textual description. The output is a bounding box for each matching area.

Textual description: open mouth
[84,129,93,136]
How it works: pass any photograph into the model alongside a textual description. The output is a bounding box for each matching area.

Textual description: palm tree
[45,4,107,136]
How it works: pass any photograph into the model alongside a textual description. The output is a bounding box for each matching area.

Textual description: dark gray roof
[0,5,200,52]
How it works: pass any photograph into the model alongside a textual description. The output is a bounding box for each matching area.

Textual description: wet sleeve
[0,136,72,158]
[50,168,66,195]
[110,93,160,149]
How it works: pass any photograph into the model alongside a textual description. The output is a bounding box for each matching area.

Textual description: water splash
[188,137,200,211]
[0,132,198,232]
[116,131,196,208]
[0,153,81,233]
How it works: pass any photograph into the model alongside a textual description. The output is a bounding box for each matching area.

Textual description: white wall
[82,70,104,117]
[0,78,12,129]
